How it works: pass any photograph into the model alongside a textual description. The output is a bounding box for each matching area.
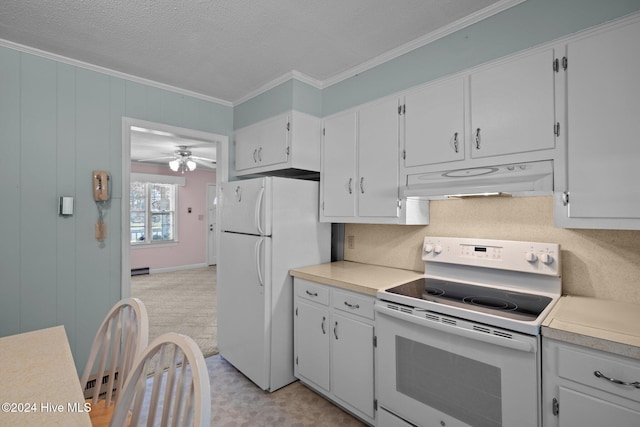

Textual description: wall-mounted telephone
[93,170,110,242]
[93,170,110,201]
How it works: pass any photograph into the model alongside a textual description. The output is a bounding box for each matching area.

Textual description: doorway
[121,117,228,297]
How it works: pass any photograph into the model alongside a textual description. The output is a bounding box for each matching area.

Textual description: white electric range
[375,236,561,427]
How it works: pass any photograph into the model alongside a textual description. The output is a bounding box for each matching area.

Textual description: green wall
[233,79,322,130]
[233,0,640,127]
[2,0,640,373]
[322,0,640,115]
[0,46,233,371]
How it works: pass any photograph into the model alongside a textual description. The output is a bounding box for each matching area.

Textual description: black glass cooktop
[385,278,552,322]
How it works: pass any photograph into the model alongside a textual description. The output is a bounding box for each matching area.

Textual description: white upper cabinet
[321,109,358,218]
[469,48,557,159]
[400,47,560,190]
[357,97,400,218]
[321,97,407,223]
[403,76,465,168]
[235,110,321,176]
[555,16,640,230]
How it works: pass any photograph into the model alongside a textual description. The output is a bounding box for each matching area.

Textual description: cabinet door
[558,387,640,427]
[564,19,640,222]
[295,300,330,391]
[234,124,260,172]
[234,114,289,172]
[404,76,465,167]
[255,114,289,167]
[321,110,357,218]
[331,313,374,418]
[358,97,399,218]
[470,49,556,158]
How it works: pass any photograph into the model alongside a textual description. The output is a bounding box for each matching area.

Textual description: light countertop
[290,261,424,296]
[542,295,640,360]
[0,325,91,426]
[292,262,640,360]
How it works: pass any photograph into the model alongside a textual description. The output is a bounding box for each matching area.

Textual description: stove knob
[424,243,434,253]
[433,244,443,254]
[540,252,554,265]
[525,251,538,263]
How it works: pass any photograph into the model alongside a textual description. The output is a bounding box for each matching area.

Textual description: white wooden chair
[108,332,211,427]
[80,297,149,424]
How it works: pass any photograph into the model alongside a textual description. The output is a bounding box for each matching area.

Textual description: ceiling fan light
[187,159,197,171]
[169,159,180,171]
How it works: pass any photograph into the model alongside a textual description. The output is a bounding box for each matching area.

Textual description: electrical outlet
[347,235,355,249]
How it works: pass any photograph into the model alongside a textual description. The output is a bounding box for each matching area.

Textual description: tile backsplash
[344,196,640,304]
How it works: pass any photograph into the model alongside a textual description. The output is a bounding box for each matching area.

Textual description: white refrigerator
[217,176,330,391]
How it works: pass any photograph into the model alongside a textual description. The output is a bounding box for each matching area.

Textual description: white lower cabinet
[294,278,375,425]
[542,338,640,427]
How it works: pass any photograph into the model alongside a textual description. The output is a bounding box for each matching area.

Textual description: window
[130,181,177,244]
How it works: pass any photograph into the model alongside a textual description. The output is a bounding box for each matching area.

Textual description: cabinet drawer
[558,346,640,403]
[295,279,330,305]
[332,290,374,320]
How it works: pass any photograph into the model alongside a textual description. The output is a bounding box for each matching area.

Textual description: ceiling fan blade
[137,156,175,162]
[192,158,217,169]
[191,155,216,163]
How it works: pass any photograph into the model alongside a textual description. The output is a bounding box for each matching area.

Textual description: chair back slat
[79,298,149,411]
[108,333,211,427]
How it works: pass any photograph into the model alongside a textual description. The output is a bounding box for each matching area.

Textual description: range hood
[402,160,553,200]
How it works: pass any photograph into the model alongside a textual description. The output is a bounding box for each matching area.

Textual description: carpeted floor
[131,266,218,358]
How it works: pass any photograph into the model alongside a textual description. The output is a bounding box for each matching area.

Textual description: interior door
[217,231,271,390]
[207,184,217,265]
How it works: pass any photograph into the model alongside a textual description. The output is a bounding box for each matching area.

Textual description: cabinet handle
[321,316,326,334]
[305,290,318,297]
[451,132,459,153]
[360,177,365,194]
[235,186,242,202]
[334,321,338,340]
[344,301,360,310]
[348,178,353,194]
[253,148,258,163]
[475,128,481,149]
[257,147,262,162]
[594,371,640,388]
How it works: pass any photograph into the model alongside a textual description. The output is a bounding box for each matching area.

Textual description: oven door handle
[375,304,534,353]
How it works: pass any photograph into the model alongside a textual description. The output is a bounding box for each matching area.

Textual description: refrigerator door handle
[254,186,265,235]
[255,237,265,287]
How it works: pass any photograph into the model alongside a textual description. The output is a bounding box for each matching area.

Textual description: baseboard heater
[131,267,149,276]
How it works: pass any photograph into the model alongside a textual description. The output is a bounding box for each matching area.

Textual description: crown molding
[232,0,524,105]
[233,70,322,106]
[322,0,526,88]
[2,0,523,108]
[0,38,233,107]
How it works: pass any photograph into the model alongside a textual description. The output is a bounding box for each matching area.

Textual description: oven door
[375,302,541,427]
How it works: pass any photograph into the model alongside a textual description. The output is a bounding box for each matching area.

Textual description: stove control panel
[422,236,561,276]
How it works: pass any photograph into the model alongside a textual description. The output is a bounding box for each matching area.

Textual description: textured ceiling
[0,0,503,104]
[130,129,217,169]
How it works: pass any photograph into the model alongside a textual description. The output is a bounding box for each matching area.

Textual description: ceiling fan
[139,145,216,173]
